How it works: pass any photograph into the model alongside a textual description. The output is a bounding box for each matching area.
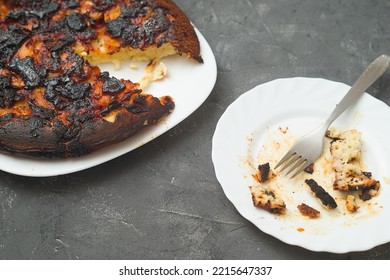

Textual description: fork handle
[323,55,390,129]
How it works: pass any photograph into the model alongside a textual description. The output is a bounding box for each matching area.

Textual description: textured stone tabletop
[1,0,390,260]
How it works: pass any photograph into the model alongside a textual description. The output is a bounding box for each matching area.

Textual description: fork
[274,54,390,178]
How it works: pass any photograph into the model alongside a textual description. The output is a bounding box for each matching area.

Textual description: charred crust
[125,104,151,114]
[305,179,337,209]
[152,0,203,62]
[69,96,172,157]
[0,94,172,158]
[28,100,55,120]
[0,113,14,123]
[159,95,175,110]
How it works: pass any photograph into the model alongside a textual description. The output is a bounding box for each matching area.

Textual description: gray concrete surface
[1,0,390,259]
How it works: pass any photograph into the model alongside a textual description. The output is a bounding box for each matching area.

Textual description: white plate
[0,28,217,177]
[212,77,390,253]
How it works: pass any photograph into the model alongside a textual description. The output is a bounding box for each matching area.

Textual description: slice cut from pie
[0,0,202,158]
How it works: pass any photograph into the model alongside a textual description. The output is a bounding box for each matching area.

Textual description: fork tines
[274,152,310,178]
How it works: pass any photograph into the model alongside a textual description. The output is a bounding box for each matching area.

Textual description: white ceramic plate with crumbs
[0,28,217,177]
[212,77,390,253]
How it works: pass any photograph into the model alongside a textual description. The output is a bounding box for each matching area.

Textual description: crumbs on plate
[249,127,381,218]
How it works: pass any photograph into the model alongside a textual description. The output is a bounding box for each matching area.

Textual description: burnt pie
[0,0,202,158]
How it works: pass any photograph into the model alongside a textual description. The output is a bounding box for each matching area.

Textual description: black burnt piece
[63,52,87,78]
[360,188,375,201]
[120,10,170,49]
[305,179,337,209]
[121,25,143,49]
[0,87,24,108]
[106,18,128,38]
[9,57,46,88]
[133,95,148,105]
[92,0,115,11]
[66,0,81,9]
[28,100,55,120]
[106,4,149,38]
[57,82,91,100]
[0,76,12,89]
[49,34,75,53]
[78,29,97,42]
[0,24,31,67]
[142,12,170,45]
[5,2,59,22]
[100,72,125,94]
[125,94,150,114]
[258,163,271,183]
[67,12,88,32]
[45,77,91,103]
[101,99,121,116]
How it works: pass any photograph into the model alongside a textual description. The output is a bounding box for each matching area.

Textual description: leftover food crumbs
[304,163,315,174]
[255,163,274,183]
[250,185,286,214]
[297,228,305,232]
[250,162,285,214]
[279,126,288,134]
[327,128,380,196]
[249,127,382,220]
[359,183,380,201]
[297,203,320,218]
[138,58,168,89]
[346,195,360,213]
[305,179,337,209]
